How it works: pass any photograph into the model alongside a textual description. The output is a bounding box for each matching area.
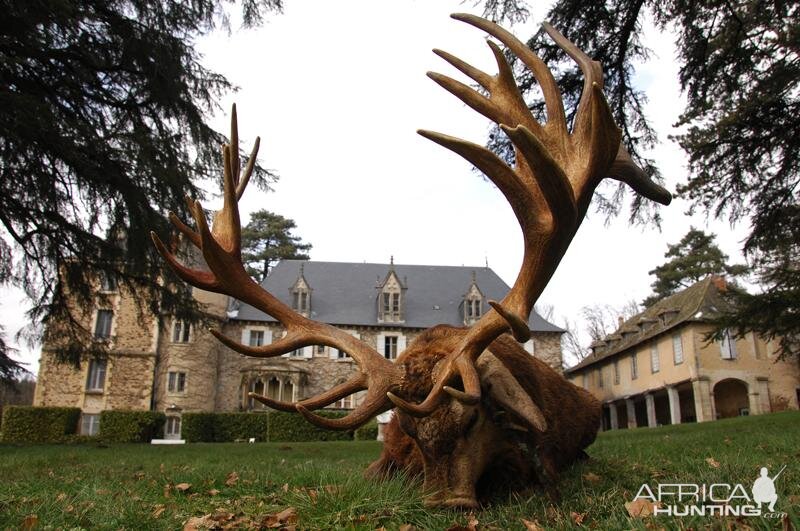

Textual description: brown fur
[365,326,601,508]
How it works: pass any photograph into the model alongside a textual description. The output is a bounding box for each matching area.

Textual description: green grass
[1,411,798,530]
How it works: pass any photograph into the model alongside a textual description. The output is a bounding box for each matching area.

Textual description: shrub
[0,406,80,443]
[268,410,352,442]
[99,410,166,443]
[213,412,270,442]
[354,418,379,441]
[182,412,216,443]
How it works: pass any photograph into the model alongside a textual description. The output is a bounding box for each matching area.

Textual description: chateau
[33,260,564,439]
[565,277,800,430]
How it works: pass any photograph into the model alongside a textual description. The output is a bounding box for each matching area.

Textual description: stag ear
[476,353,547,432]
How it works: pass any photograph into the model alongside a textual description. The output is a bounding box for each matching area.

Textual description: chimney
[711,275,728,293]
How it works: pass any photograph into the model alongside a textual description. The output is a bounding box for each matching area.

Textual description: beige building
[565,277,800,430]
[34,260,564,438]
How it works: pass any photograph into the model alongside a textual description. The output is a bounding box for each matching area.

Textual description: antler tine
[249,373,367,412]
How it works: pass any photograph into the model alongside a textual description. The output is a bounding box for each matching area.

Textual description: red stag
[152,14,670,509]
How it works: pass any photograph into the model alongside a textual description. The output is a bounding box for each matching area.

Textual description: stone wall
[533,332,564,372]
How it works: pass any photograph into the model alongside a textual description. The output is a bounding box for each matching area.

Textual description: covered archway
[713,378,749,419]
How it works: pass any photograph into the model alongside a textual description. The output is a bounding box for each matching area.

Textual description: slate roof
[564,276,727,374]
[233,260,563,332]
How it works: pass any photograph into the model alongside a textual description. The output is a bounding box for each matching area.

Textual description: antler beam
[388,14,670,416]
[151,105,403,430]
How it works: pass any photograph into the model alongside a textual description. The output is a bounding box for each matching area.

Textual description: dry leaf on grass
[152,504,166,518]
[225,472,239,487]
[583,472,601,483]
[545,506,559,521]
[398,524,418,531]
[21,514,38,531]
[570,511,586,525]
[207,489,220,496]
[56,492,67,502]
[175,482,192,492]
[281,483,289,492]
[261,507,298,529]
[625,498,661,517]
[706,457,720,468]
[445,513,479,531]
[163,484,172,498]
[521,518,545,531]
[183,514,219,531]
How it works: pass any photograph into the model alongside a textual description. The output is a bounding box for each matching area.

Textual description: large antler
[387,14,671,417]
[151,105,403,430]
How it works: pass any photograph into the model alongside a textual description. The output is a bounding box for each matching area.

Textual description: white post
[645,393,657,427]
[667,386,681,425]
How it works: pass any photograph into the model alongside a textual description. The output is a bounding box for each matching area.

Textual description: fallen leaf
[571,512,586,525]
[545,506,559,521]
[95,488,110,495]
[225,472,239,487]
[399,525,418,531]
[521,519,545,531]
[307,489,318,503]
[65,505,74,513]
[56,493,67,502]
[324,484,340,494]
[134,471,146,480]
[160,463,165,473]
[706,457,720,468]
[175,482,192,492]
[208,489,220,496]
[782,514,792,531]
[281,483,289,492]
[152,504,166,518]
[261,507,298,528]
[445,514,479,531]
[21,514,38,530]
[583,472,601,483]
[183,514,218,531]
[163,483,172,498]
[724,437,732,445]
[625,499,661,517]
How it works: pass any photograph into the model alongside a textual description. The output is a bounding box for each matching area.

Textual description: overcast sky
[1,0,750,373]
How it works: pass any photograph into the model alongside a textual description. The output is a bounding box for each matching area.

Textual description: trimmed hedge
[99,410,166,443]
[182,411,353,442]
[0,406,80,443]
[354,418,379,441]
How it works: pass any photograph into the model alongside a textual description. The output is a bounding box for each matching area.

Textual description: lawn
[1,411,797,530]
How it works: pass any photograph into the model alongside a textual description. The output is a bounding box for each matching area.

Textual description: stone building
[565,277,800,430]
[33,260,564,439]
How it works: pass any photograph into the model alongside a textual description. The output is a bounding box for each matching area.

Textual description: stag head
[152,14,670,509]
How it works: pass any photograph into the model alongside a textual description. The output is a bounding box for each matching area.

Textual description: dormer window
[289,264,312,317]
[377,259,406,323]
[463,272,484,325]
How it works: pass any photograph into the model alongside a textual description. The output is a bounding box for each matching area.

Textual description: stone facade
[34,261,565,437]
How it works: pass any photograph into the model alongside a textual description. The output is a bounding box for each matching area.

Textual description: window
[383,293,400,314]
[720,329,737,359]
[650,344,660,373]
[172,320,190,343]
[80,413,100,436]
[165,416,182,437]
[167,371,186,393]
[315,345,326,355]
[465,298,482,322]
[288,348,305,358]
[292,290,309,312]
[86,359,107,391]
[631,354,638,380]
[332,396,354,409]
[597,368,604,388]
[672,334,684,364]
[249,330,265,347]
[94,310,113,339]
[613,360,620,385]
[384,336,398,360]
[335,348,350,359]
[99,273,117,292]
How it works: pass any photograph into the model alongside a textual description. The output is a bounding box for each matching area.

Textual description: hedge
[354,418,379,441]
[182,411,353,442]
[99,410,166,443]
[0,406,80,443]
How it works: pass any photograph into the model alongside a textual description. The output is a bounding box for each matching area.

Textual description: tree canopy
[241,210,312,281]
[642,228,747,308]
[0,0,283,365]
[510,0,798,357]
